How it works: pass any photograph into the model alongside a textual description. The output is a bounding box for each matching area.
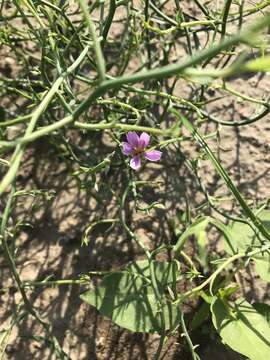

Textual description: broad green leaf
[253,302,270,324]
[80,272,158,333]
[191,302,210,330]
[226,210,270,252]
[195,227,208,270]
[224,210,270,281]
[211,297,270,360]
[173,217,209,269]
[80,260,181,333]
[127,259,180,290]
[252,254,270,282]
[173,217,209,253]
[208,217,236,254]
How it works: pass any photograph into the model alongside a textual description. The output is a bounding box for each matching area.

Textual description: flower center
[133,147,144,156]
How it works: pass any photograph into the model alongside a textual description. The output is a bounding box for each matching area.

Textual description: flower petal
[127,132,139,148]
[144,150,162,162]
[139,132,150,148]
[130,155,141,170]
[122,142,133,155]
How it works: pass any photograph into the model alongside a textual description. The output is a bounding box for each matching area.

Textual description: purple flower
[122,131,162,170]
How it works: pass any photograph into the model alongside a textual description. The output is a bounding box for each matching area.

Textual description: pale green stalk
[176,244,270,303]
[78,0,106,82]
[0,46,89,196]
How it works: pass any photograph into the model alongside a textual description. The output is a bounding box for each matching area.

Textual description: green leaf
[252,254,270,282]
[208,217,236,254]
[191,302,210,330]
[173,217,209,253]
[211,297,270,360]
[218,286,239,300]
[224,210,270,281]
[253,302,270,324]
[195,226,208,270]
[127,259,180,290]
[80,260,181,333]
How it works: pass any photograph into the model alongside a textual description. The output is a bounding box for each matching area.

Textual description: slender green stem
[221,0,233,39]
[144,0,151,69]
[149,0,177,26]
[0,120,169,150]
[0,46,89,196]
[73,12,270,119]
[101,0,116,48]
[2,14,268,158]
[180,312,200,360]
[193,0,212,18]
[153,334,166,360]
[78,0,106,82]
[176,244,270,304]
[0,188,69,359]
[181,116,270,242]
[120,184,151,257]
